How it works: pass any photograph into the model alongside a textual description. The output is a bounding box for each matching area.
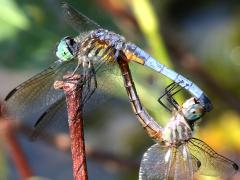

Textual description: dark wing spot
[34,111,48,127]
[5,88,18,101]
[233,163,239,171]
[197,160,201,168]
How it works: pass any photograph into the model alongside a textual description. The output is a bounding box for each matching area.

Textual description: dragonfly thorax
[90,29,126,49]
[162,113,192,147]
[71,29,128,65]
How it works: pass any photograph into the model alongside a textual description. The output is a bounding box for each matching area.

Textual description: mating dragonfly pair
[4,3,238,180]
[118,59,238,179]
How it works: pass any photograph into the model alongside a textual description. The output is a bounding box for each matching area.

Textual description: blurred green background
[0,0,240,179]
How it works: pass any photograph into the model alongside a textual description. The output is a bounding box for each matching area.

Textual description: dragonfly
[5,3,211,139]
[56,3,213,112]
[117,59,239,180]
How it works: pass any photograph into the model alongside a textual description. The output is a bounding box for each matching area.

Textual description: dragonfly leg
[81,47,115,107]
[71,60,81,76]
[158,81,186,111]
[158,82,178,112]
[166,80,191,110]
[166,85,184,110]
[114,49,119,60]
[79,45,114,109]
[80,66,97,108]
[77,44,115,110]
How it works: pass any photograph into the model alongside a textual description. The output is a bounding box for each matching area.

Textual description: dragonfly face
[181,97,204,130]
[56,36,78,61]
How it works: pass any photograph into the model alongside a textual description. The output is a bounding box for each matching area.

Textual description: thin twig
[54,74,88,180]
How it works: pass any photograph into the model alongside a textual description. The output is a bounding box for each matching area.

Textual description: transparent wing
[5,60,79,125]
[188,138,239,177]
[139,143,199,180]
[30,66,97,140]
[139,143,167,180]
[27,50,122,140]
[30,97,68,140]
[61,2,101,33]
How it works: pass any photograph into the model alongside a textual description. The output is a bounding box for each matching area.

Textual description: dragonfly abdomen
[122,43,214,111]
[79,29,212,112]
[118,60,163,141]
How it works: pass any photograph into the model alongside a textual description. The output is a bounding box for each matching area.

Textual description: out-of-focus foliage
[199,111,240,151]
[130,0,170,124]
[131,0,171,66]
[0,0,29,40]
[0,0,240,179]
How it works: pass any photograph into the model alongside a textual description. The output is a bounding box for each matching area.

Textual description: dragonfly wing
[139,143,200,180]
[29,53,121,139]
[30,97,68,141]
[61,2,101,33]
[5,60,78,126]
[188,138,239,177]
[171,144,200,180]
[30,66,99,140]
[83,44,122,105]
[139,143,169,180]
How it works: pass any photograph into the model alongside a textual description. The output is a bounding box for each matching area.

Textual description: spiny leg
[158,81,186,111]
[80,67,97,108]
[76,42,113,106]
[167,83,185,108]
[158,82,179,112]
[167,81,185,110]
[79,45,115,109]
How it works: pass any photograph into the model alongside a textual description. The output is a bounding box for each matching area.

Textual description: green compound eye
[56,37,76,61]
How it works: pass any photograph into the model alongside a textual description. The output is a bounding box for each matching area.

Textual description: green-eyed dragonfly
[5,3,211,138]
[117,59,238,180]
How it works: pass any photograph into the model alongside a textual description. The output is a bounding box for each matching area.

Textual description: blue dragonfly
[5,3,212,138]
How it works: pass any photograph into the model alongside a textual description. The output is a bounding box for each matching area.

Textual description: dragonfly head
[182,97,205,130]
[56,36,77,61]
[198,94,213,112]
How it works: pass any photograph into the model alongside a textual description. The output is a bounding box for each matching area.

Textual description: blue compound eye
[184,104,204,121]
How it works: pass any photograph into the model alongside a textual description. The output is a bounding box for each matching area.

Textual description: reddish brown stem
[54,74,88,180]
[6,131,33,178]
[0,104,33,179]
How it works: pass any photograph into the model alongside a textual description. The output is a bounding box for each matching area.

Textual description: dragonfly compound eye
[56,36,76,61]
[183,104,204,122]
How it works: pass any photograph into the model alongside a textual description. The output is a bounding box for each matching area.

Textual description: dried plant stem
[54,74,88,180]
